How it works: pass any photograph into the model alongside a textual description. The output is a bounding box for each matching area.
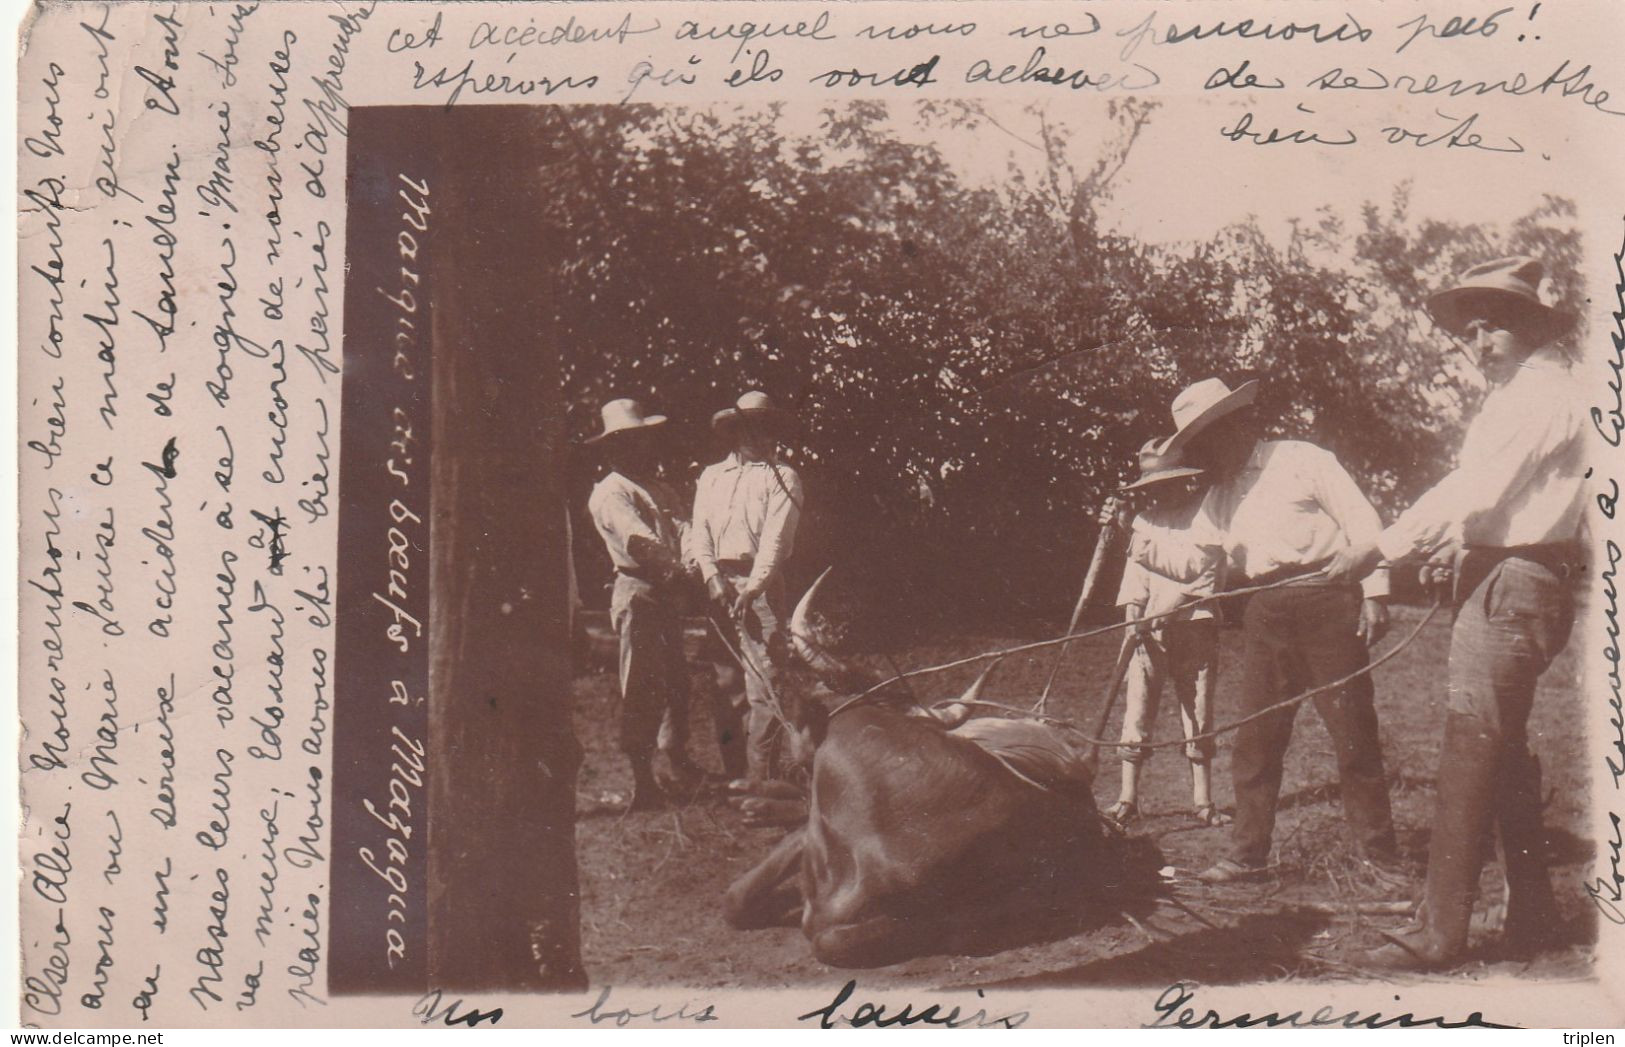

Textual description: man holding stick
[692,391,805,783]
[1331,257,1585,968]
[1102,439,1229,828]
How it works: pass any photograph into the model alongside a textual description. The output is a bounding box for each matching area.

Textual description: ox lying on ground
[722,576,1163,969]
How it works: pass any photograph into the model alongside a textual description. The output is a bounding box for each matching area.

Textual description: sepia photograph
[16,0,1625,1030]
[335,97,1595,999]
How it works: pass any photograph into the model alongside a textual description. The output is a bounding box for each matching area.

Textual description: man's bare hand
[706,576,729,605]
[1357,599,1390,646]
[1419,550,1455,600]
[1098,495,1131,529]
[732,582,763,620]
[1325,540,1382,583]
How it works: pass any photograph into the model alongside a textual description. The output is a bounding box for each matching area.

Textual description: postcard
[15,0,1625,1028]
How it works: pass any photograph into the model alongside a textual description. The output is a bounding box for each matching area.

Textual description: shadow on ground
[957,908,1333,990]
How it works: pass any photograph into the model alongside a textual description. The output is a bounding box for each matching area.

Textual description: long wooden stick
[1037,512,1123,712]
[1080,629,1140,777]
[1092,630,1140,741]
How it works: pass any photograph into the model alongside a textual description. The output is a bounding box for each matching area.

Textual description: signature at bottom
[1145,983,1515,1030]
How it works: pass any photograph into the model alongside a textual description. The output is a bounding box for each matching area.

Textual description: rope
[927,596,1442,751]
[705,612,798,738]
[826,568,1344,719]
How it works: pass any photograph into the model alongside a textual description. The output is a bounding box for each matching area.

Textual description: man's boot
[1362,713,1499,969]
[628,756,666,812]
[1105,760,1141,826]
[1495,743,1563,954]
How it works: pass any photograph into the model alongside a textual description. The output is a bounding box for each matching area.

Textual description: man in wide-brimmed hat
[585,398,697,810]
[691,391,804,782]
[1329,257,1585,968]
[1102,439,1229,829]
[1168,378,1401,885]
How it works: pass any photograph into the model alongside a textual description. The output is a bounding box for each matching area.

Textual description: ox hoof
[1104,801,1139,827]
[734,796,809,828]
[727,777,806,801]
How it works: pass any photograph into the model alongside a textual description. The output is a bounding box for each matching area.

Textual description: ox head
[790,569,885,699]
[790,569,1007,732]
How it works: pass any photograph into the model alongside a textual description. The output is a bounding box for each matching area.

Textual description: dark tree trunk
[426,107,586,991]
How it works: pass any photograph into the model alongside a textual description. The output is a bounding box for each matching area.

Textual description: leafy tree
[542,102,1583,623]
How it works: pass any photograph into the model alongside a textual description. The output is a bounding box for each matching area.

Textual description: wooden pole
[1036,510,1124,712]
[1079,630,1139,778]
[426,107,586,992]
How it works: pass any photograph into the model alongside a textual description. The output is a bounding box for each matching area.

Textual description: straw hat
[1119,439,1204,493]
[1157,377,1259,456]
[1424,256,1574,344]
[583,398,667,445]
[711,390,794,434]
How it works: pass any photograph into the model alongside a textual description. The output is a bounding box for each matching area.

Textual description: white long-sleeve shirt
[587,471,684,579]
[1202,439,1390,600]
[692,452,803,589]
[1379,347,1586,561]
[1115,498,1226,622]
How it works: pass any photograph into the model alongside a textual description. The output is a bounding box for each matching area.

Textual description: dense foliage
[540,101,1583,622]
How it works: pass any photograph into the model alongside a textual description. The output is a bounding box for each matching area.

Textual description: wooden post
[425,107,586,991]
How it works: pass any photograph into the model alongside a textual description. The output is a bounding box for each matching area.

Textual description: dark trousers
[1446,557,1574,919]
[1229,583,1396,866]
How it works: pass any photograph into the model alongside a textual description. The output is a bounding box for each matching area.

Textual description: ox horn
[791,568,877,695]
[956,656,1004,706]
[932,656,1006,728]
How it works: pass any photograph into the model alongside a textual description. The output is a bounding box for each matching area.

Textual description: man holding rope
[1330,257,1585,969]
[585,399,700,811]
[1171,379,1402,885]
[693,391,805,783]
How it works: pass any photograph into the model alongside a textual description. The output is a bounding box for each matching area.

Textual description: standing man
[586,398,695,811]
[1168,379,1401,884]
[692,391,804,783]
[1104,440,1230,828]
[1332,258,1584,968]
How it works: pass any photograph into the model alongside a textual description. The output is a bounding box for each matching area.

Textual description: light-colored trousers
[609,575,690,762]
[720,568,789,781]
[1118,618,1219,765]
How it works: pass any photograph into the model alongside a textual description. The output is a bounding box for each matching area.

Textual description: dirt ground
[570,604,1596,990]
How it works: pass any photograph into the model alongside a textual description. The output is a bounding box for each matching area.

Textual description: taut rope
[828,569,1349,719]
[932,597,1442,751]
[823,568,1442,752]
